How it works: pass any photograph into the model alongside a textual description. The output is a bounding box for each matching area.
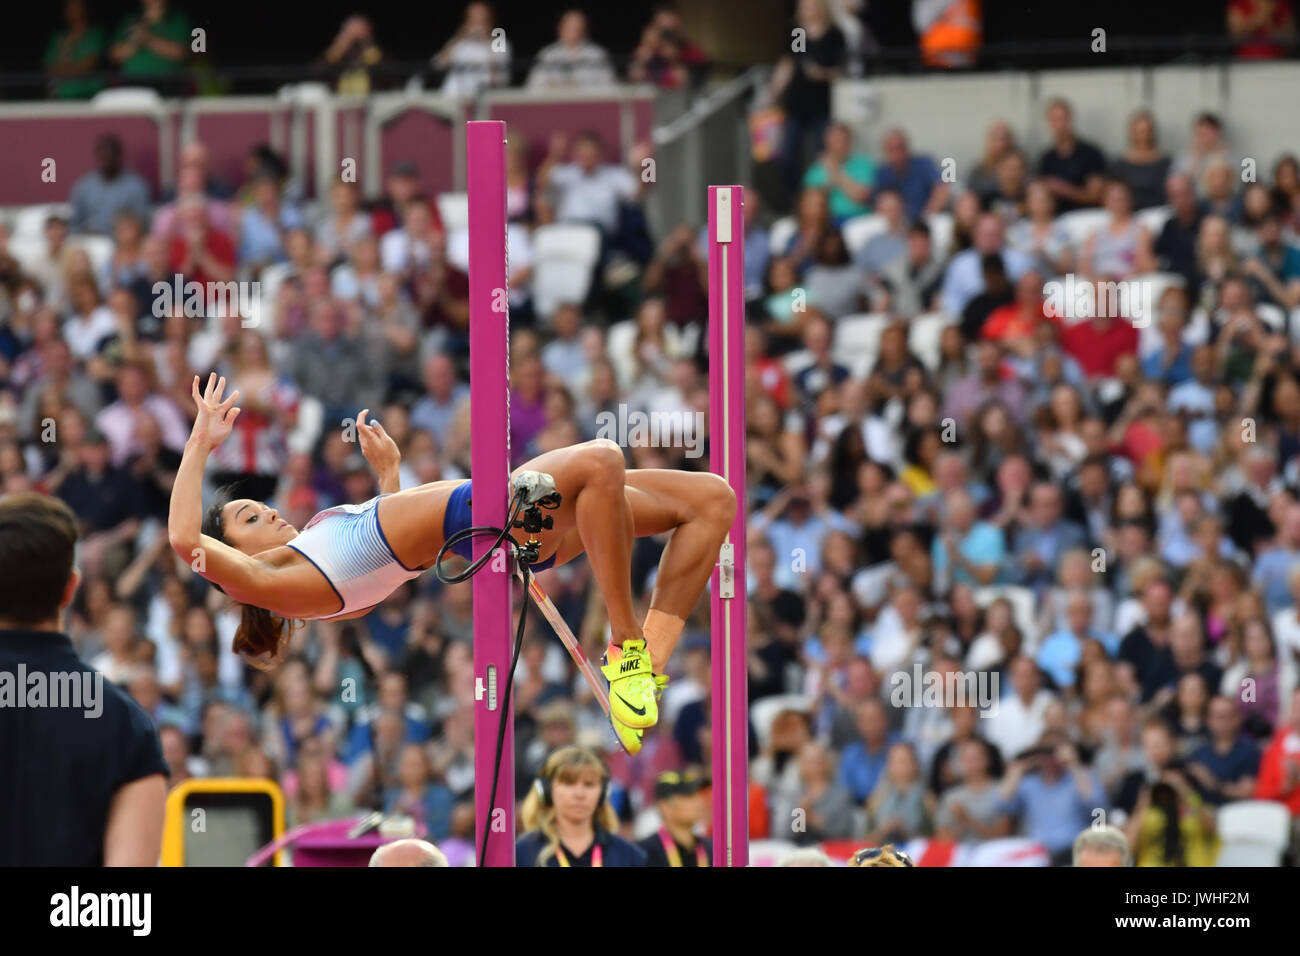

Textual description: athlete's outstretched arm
[169,373,238,551]
[168,374,280,606]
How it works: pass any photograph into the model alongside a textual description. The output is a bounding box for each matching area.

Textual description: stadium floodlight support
[707,185,749,867]
[468,119,515,868]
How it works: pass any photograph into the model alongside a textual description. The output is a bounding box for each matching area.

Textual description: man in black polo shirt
[0,493,167,866]
[1154,173,1206,290]
[638,770,713,867]
[1038,98,1107,214]
[1186,696,1262,806]
[1117,578,1178,703]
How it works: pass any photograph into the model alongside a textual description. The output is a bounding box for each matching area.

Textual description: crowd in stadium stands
[39,0,1298,105]
[8,0,1300,867]
[42,0,716,98]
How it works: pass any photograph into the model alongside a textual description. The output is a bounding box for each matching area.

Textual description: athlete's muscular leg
[378,447,734,668]
[625,469,736,669]
[379,440,641,643]
[510,439,642,646]
[547,468,737,671]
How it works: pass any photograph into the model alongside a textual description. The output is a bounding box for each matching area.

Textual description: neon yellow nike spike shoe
[610,674,669,755]
[611,715,644,755]
[601,639,658,729]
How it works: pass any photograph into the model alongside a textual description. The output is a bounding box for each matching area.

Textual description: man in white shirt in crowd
[986,655,1055,761]
[380,198,442,278]
[526,10,616,89]
[538,131,640,238]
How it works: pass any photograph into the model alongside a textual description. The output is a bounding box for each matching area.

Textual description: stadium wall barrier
[0,86,656,208]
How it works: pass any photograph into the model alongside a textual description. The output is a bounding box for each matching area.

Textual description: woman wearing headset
[516,746,645,867]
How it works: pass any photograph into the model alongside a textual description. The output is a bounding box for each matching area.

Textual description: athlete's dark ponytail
[201,487,300,670]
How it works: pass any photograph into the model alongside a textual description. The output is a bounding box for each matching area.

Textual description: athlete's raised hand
[357,408,401,480]
[189,372,241,452]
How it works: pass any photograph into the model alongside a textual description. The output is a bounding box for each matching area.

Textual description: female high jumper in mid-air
[168,373,736,753]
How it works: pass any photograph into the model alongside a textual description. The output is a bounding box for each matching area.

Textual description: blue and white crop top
[286,495,423,620]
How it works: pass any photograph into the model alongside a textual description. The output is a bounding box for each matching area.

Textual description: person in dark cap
[369,160,443,238]
[53,426,144,541]
[638,769,713,866]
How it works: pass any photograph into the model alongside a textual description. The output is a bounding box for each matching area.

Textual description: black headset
[534,759,610,808]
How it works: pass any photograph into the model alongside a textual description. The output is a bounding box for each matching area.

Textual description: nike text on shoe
[600,638,658,729]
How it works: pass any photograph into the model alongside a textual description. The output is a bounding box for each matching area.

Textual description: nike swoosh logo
[615,694,646,716]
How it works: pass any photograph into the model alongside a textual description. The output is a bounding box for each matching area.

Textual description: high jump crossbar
[469,120,748,867]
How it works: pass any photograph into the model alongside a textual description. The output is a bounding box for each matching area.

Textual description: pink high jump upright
[708,185,749,867]
[468,119,514,867]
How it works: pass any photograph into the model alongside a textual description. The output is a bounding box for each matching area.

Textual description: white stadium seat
[257,261,295,315]
[1134,204,1171,237]
[782,348,815,380]
[832,312,889,376]
[1215,801,1292,867]
[974,586,1039,649]
[768,215,797,257]
[1055,208,1111,252]
[70,235,113,283]
[909,311,957,371]
[91,87,163,111]
[436,192,470,235]
[10,234,112,291]
[530,222,601,320]
[925,211,955,260]
[605,318,638,388]
[1257,302,1286,332]
[286,394,325,456]
[841,213,889,258]
[673,321,702,357]
[6,236,45,275]
[749,694,813,752]
[12,203,71,241]
[276,83,331,104]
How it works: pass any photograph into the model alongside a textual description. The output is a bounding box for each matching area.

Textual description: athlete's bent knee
[700,473,738,527]
[584,438,627,485]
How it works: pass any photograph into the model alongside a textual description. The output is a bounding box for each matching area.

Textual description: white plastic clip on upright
[718,541,735,598]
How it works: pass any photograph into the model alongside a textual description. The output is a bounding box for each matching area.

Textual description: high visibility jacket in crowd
[919,0,982,69]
